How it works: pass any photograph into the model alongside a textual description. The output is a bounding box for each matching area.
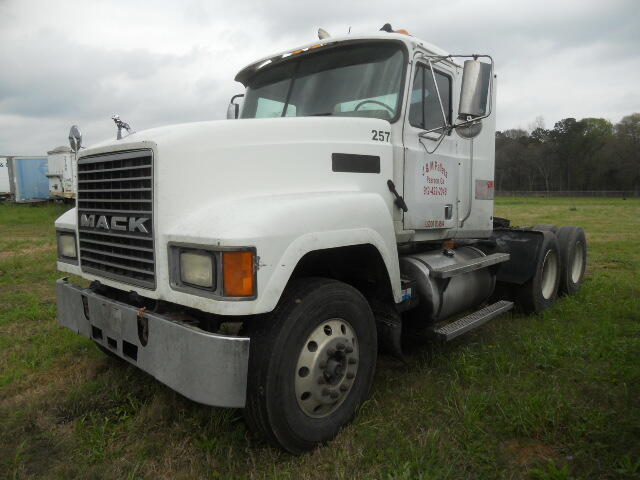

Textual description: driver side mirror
[458,60,492,119]
[227,94,244,119]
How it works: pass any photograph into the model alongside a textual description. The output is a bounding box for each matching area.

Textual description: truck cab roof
[234,32,452,85]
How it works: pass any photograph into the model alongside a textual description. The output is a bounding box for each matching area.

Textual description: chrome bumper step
[429,300,514,341]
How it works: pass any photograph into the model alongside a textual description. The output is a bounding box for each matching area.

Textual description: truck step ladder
[429,300,514,341]
[429,252,510,279]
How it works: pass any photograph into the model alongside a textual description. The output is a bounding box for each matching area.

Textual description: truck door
[402,62,459,232]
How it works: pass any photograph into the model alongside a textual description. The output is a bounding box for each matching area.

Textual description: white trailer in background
[47,146,76,200]
[0,156,10,200]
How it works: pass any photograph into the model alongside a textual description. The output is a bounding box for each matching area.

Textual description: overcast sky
[0,0,638,155]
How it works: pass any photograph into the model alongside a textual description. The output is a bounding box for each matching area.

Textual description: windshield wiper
[309,112,333,116]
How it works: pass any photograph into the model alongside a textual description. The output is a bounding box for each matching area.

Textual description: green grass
[0,198,639,479]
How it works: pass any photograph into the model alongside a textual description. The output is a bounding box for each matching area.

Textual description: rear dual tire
[555,226,587,296]
[517,231,561,313]
[518,225,587,313]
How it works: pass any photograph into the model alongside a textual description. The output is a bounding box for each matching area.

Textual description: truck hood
[87,116,389,155]
[81,116,396,233]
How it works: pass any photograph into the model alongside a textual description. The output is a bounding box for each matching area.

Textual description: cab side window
[409,65,451,132]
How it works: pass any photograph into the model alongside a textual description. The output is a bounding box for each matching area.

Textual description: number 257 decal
[371,130,390,142]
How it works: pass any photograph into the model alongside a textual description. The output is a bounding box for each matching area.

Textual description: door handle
[387,180,408,212]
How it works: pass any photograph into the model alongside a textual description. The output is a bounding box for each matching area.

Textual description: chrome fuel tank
[400,247,495,323]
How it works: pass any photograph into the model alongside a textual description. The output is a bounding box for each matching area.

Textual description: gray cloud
[0,0,638,154]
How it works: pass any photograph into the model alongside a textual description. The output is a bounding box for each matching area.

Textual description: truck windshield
[240,42,406,121]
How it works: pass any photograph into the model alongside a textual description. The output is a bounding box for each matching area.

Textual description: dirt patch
[0,243,55,260]
[503,439,562,468]
[0,355,102,409]
[0,317,56,339]
[591,260,635,274]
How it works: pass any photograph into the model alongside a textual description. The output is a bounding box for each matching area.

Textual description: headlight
[169,244,256,299]
[57,231,77,259]
[180,250,215,288]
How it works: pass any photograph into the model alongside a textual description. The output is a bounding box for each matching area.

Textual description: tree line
[495,113,640,192]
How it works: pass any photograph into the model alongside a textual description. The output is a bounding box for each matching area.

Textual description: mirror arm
[418,130,448,155]
[426,58,450,131]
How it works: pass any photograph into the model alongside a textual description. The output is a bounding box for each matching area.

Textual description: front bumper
[56,278,250,408]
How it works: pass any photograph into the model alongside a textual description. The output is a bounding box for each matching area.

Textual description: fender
[54,207,77,231]
[164,191,402,313]
[490,228,544,285]
[56,193,401,315]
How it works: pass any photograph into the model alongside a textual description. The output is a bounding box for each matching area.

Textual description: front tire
[243,278,377,453]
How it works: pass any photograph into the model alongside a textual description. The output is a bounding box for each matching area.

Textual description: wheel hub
[324,356,345,382]
[295,318,359,418]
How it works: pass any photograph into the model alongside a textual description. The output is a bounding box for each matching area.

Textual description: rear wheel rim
[541,250,559,300]
[294,318,359,418]
[571,241,585,284]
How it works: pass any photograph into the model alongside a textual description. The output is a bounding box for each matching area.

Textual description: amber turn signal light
[442,239,455,250]
[223,251,255,297]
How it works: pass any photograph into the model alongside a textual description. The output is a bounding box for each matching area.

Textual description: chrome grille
[77,150,155,288]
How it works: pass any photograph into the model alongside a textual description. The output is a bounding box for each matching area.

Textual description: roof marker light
[257,59,272,69]
[379,23,411,35]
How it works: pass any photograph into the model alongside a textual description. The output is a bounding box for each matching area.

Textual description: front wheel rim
[294,318,359,418]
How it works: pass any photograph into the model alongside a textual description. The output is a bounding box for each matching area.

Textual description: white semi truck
[55,27,587,453]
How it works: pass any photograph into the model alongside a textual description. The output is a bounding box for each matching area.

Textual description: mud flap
[371,300,403,359]
[490,228,544,285]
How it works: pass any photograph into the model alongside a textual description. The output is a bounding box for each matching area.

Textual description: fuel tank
[400,247,495,323]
